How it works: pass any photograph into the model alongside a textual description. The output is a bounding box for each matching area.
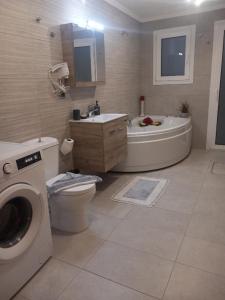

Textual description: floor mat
[113,176,168,207]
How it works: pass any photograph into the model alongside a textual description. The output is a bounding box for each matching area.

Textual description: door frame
[207,20,225,150]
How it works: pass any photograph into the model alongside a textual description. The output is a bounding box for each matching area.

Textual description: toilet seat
[59,184,96,196]
[46,174,96,196]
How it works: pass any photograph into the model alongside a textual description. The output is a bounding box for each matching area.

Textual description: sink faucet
[89,109,99,117]
[88,104,98,117]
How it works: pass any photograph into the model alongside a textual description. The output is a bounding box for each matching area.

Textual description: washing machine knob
[3,163,14,174]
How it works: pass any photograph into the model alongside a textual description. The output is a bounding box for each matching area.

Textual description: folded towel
[47,172,102,195]
[143,117,153,125]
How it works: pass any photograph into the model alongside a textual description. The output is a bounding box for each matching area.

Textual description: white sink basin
[70,113,127,124]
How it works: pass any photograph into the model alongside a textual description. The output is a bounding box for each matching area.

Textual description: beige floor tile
[206,150,225,163]
[85,241,173,299]
[152,163,206,184]
[109,217,183,260]
[127,207,191,235]
[156,195,198,214]
[194,186,225,217]
[58,270,156,300]
[185,149,212,163]
[88,211,121,239]
[53,231,104,267]
[174,157,211,173]
[99,174,132,196]
[203,173,225,189]
[156,181,200,214]
[91,194,134,219]
[212,162,225,175]
[19,258,80,300]
[164,263,225,300]
[186,212,225,245]
[177,237,225,277]
[12,295,28,300]
[169,168,205,185]
[164,177,201,194]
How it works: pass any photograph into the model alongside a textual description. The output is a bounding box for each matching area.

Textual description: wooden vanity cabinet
[70,116,128,172]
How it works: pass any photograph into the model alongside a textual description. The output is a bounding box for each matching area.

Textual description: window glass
[161,35,186,76]
[153,25,195,85]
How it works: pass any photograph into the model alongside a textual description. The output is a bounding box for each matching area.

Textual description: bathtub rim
[128,116,191,138]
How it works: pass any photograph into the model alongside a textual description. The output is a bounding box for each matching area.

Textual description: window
[153,25,196,85]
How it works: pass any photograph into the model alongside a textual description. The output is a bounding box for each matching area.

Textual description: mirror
[61,23,105,88]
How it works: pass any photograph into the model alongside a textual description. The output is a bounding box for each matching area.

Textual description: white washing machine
[0,141,52,300]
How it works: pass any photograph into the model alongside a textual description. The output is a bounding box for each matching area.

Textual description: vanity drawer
[103,117,128,139]
[71,123,102,137]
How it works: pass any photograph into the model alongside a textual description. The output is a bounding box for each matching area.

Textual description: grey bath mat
[113,176,167,207]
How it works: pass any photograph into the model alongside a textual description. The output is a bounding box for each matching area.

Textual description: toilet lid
[46,174,96,196]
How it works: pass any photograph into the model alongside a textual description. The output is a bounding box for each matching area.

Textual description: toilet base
[51,209,90,233]
[48,185,96,234]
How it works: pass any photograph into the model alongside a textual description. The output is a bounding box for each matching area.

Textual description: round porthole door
[0,184,44,263]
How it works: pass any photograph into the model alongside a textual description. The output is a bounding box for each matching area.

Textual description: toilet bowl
[47,176,96,232]
[22,137,96,233]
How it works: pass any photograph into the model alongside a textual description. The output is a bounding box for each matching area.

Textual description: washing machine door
[0,183,44,263]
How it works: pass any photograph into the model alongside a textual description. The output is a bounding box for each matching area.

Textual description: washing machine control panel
[16,151,42,170]
[0,151,42,179]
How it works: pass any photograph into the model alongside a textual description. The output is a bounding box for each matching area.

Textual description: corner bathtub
[114,116,192,172]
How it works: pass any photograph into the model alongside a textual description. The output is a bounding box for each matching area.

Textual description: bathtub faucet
[128,119,132,127]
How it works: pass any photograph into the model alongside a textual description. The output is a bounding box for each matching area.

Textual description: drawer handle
[109,129,116,135]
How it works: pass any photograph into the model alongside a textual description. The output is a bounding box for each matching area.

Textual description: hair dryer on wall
[48,62,69,97]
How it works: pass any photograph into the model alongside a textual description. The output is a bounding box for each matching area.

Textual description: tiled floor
[15,149,225,300]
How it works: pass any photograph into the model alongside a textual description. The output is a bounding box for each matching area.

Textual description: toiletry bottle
[140,96,145,117]
[95,101,100,115]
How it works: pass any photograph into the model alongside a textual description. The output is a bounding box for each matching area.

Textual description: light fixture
[187,0,205,6]
[74,17,104,31]
[88,20,104,31]
[194,0,204,6]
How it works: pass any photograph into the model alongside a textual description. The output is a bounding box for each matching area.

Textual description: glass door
[216,31,225,145]
[207,20,225,149]
[0,184,43,262]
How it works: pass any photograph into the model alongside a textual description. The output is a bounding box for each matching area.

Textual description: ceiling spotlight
[194,0,204,6]
[187,0,205,6]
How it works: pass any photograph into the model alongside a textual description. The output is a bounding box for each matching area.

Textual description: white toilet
[23,137,96,233]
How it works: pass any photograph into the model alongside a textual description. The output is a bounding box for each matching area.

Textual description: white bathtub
[114,116,192,172]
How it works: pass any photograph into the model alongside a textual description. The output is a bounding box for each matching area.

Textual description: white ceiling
[104,0,225,22]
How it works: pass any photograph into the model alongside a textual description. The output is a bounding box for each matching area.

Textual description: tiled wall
[0,0,140,170]
[140,9,225,148]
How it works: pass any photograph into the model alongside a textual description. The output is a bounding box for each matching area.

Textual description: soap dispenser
[95,101,100,115]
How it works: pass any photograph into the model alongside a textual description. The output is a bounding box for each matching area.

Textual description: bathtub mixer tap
[128,119,132,127]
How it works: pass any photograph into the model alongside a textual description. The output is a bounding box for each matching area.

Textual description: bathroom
[0,0,225,299]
